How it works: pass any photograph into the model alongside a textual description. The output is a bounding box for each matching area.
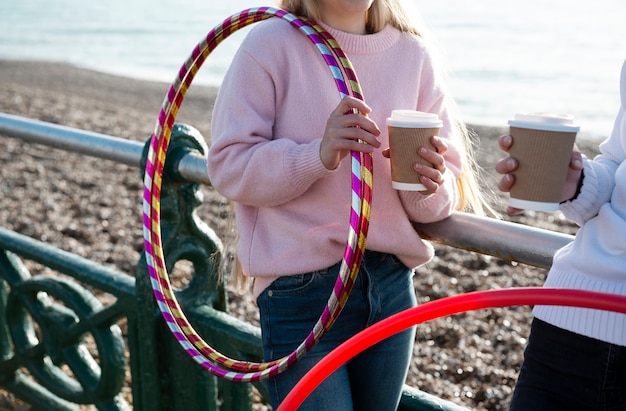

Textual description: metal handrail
[413,213,573,269]
[0,112,211,185]
[0,112,574,267]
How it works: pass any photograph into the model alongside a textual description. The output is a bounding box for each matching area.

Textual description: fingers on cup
[414,162,444,184]
[495,157,518,175]
[430,135,448,154]
[498,173,515,193]
[498,134,513,152]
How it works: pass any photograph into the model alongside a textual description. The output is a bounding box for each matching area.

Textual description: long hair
[278,0,494,216]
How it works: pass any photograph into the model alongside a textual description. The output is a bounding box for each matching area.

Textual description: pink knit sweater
[208,19,462,297]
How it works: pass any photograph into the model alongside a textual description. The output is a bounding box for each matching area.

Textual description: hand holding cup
[386,110,445,194]
[496,113,580,212]
[496,114,584,214]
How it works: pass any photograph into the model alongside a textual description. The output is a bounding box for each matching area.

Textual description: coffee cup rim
[508,112,580,132]
[387,110,443,128]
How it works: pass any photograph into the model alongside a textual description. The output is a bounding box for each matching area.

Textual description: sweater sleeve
[207,36,334,207]
[559,60,626,224]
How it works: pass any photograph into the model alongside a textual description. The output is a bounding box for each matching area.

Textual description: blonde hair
[278,0,494,216]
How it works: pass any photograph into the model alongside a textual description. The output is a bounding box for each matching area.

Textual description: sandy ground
[0,60,604,410]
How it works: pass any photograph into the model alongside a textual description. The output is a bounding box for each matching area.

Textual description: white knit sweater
[533,59,626,346]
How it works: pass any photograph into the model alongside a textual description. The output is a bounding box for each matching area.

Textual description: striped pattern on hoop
[142,7,374,382]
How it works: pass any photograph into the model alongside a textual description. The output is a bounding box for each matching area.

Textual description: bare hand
[382,135,448,195]
[320,96,381,170]
[494,134,583,215]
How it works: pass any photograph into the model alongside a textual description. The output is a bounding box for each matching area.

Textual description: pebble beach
[0,59,603,410]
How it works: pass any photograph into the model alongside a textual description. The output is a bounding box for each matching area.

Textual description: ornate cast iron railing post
[133,123,255,410]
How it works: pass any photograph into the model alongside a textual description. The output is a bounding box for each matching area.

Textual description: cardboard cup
[508,113,580,211]
[387,110,443,191]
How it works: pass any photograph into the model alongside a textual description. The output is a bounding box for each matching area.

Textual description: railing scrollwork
[0,250,129,410]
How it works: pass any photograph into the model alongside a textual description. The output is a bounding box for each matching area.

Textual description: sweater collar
[320,22,402,55]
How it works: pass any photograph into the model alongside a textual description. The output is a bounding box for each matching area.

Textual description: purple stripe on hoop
[143,7,370,382]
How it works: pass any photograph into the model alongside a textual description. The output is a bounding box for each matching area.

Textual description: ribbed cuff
[284,139,335,189]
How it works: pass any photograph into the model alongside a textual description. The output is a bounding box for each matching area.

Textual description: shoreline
[0,59,600,411]
[0,58,610,143]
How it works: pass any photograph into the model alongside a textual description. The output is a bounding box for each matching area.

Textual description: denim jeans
[510,318,626,411]
[257,250,417,410]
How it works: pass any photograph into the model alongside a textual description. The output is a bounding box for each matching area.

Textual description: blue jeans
[257,251,417,410]
[510,318,626,411]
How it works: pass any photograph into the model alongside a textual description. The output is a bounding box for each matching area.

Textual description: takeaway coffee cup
[507,112,580,211]
[387,110,443,191]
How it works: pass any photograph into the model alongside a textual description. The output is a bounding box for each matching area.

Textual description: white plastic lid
[508,112,580,132]
[386,110,443,128]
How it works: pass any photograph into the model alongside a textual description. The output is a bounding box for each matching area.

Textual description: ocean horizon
[1,0,624,140]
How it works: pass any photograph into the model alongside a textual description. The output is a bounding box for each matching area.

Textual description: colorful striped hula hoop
[142,7,374,382]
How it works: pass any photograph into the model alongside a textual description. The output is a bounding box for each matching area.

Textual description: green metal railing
[0,112,573,410]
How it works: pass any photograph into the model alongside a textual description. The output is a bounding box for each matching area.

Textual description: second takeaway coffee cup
[387,110,443,191]
[508,112,580,212]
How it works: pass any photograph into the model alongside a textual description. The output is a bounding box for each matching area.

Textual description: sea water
[0,0,624,139]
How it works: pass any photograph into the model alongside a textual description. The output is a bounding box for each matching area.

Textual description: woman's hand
[494,134,584,215]
[381,135,448,195]
[320,96,381,170]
